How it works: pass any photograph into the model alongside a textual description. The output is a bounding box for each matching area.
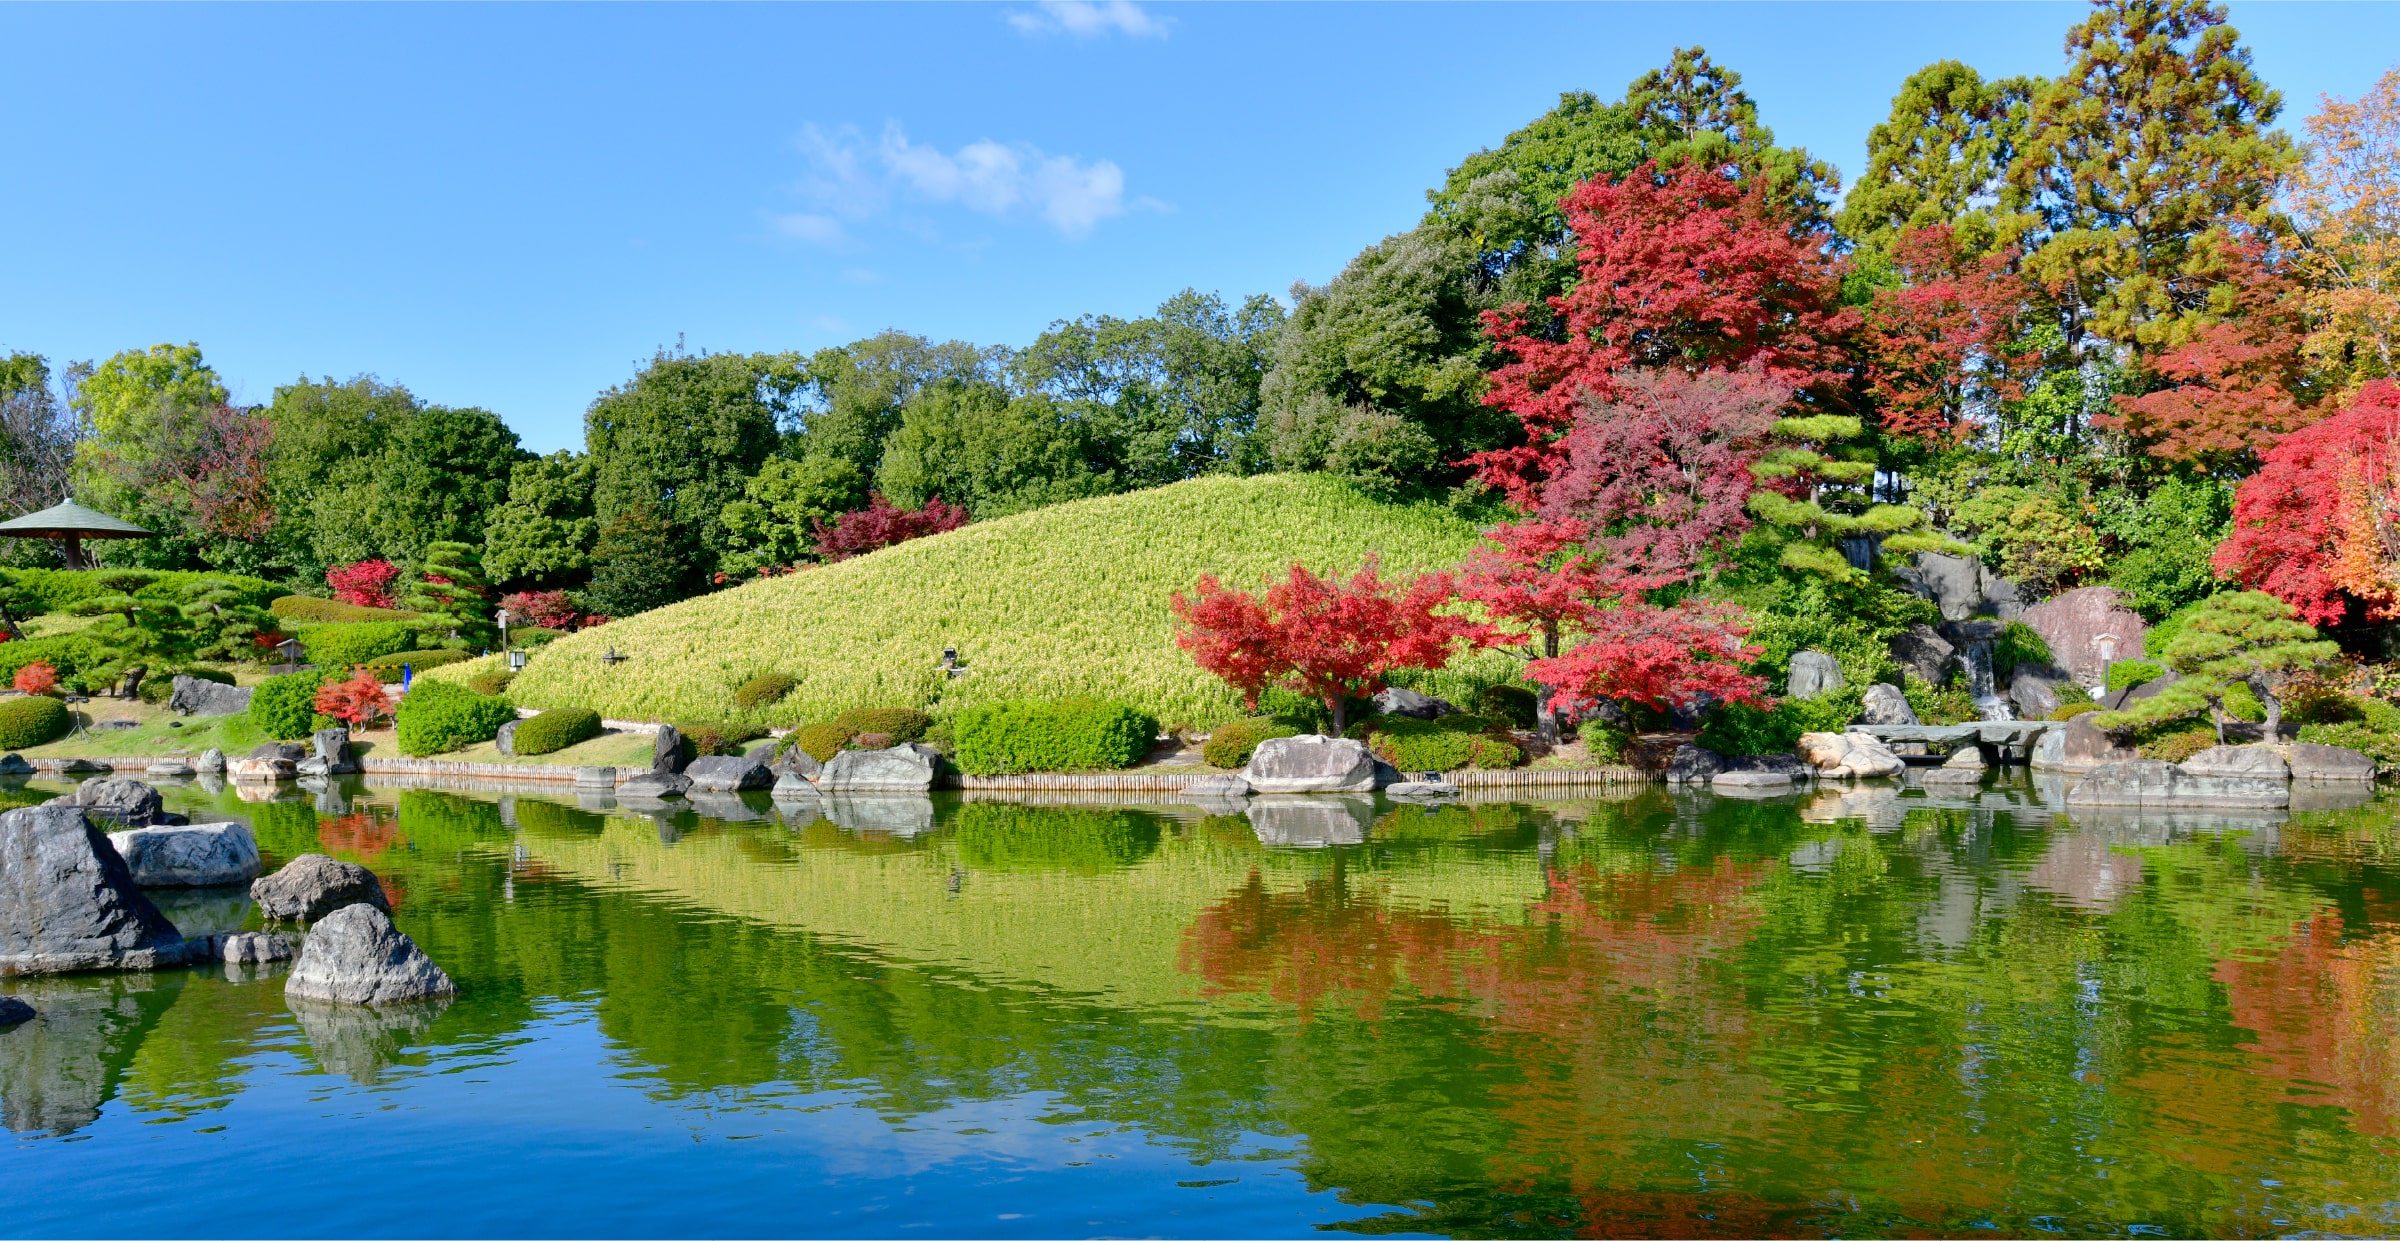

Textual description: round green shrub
[249,669,331,741]
[0,695,71,749]
[270,596,427,625]
[1473,685,1538,729]
[676,720,768,757]
[513,707,602,756]
[395,679,519,756]
[2048,700,2102,722]
[1355,715,1521,771]
[734,673,799,713]
[951,699,1159,776]
[299,622,417,669]
[789,722,855,763]
[1578,718,1630,763]
[1202,717,1300,769]
[829,707,931,744]
[465,671,516,697]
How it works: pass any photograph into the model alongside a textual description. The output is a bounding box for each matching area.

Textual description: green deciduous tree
[482,451,599,589]
[793,332,997,479]
[875,385,1114,518]
[1843,61,2040,251]
[716,455,867,578]
[265,375,527,577]
[1013,289,1285,483]
[2094,590,2337,740]
[581,499,685,619]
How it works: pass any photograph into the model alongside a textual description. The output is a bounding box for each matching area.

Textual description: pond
[4,774,2399,1238]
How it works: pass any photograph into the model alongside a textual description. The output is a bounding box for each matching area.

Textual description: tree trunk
[2254,677,2283,740]
[1534,624,1561,744]
[2210,699,2227,744]
[1327,695,1347,739]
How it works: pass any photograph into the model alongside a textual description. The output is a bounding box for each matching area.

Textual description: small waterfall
[1960,638,2016,721]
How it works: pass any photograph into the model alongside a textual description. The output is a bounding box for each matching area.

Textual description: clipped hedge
[788,722,854,763]
[0,695,71,749]
[1349,714,1521,771]
[677,720,768,758]
[9,568,279,617]
[830,707,931,744]
[300,622,418,669]
[396,679,519,756]
[1472,685,1537,729]
[0,635,97,687]
[1202,717,1302,769]
[270,596,430,625]
[361,648,475,683]
[513,707,602,756]
[734,673,799,713]
[951,699,1159,776]
[466,671,516,697]
[249,669,331,741]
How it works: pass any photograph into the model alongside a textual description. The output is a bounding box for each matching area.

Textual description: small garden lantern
[600,647,627,667]
[508,649,529,672]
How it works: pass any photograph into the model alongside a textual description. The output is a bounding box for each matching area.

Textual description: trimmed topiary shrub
[1472,684,1538,729]
[249,669,331,741]
[0,694,71,749]
[734,673,799,713]
[2107,659,2167,693]
[789,722,854,763]
[951,699,1159,776]
[300,622,417,669]
[1350,714,1521,771]
[396,679,520,756]
[270,596,428,625]
[360,649,475,683]
[466,671,516,697]
[1203,717,1301,769]
[2048,700,2102,722]
[2136,726,2217,763]
[513,707,602,756]
[677,720,768,757]
[829,707,931,744]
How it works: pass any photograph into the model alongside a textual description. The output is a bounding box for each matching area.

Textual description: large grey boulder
[168,675,252,718]
[2067,759,2288,809]
[310,728,359,775]
[1796,732,1905,779]
[0,997,30,1027]
[2022,587,2148,689]
[1665,744,1725,783]
[2290,742,2377,781]
[2010,672,2063,721]
[1859,682,1918,726]
[0,753,31,777]
[0,803,192,974]
[104,823,260,888]
[769,771,819,801]
[2180,744,2290,780]
[616,770,691,799]
[284,903,455,1006]
[1386,779,1460,799]
[1372,687,1455,720]
[1241,735,1376,794]
[1888,625,1956,688]
[817,743,942,792]
[249,854,389,923]
[2030,715,2139,773]
[1246,795,1373,846]
[650,725,685,774]
[771,744,822,780]
[73,777,164,828]
[683,755,773,792]
[194,748,226,775]
[1786,651,1846,700]
[493,719,521,758]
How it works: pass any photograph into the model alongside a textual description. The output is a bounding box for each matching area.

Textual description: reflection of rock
[284,904,455,1006]
[250,854,390,923]
[2025,831,2146,910]
[145,887,255,940]
[104,823,260,888]
[2290,781,2377,813]
[312,782,355,817]
[289,995,451,1084]
[0,976,159,1134]
[574,793,617,812]
[0,804,192,975]
[1242,736,1376,794]
[685,792,766,823]
[1800,785,1905,830]
[1246,795,1373,847]
[0,997,30,1026]
[616,771,690,799]
[823,794,936,836]
[776,798,824,830]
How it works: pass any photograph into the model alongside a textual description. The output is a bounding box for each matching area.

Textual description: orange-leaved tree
[313,670,391,731]
[1173,558,1491,736]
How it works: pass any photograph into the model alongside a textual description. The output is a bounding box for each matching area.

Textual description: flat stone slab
[1180,773,1251,799]
[105,823,261,888]
[1849,722,2054,746]
[1712,771,1793,789]
[1385,780,1461,799]
[2290,742,2377,781]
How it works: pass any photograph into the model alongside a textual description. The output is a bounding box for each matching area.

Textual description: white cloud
[1006,0,1168,39]
[779,122,1129,242]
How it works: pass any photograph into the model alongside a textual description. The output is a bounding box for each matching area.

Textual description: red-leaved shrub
[499,589,581,631]
[326,559,402,609]
[13,661,58,697]
[314,670,392,730]
[812,494,969,562]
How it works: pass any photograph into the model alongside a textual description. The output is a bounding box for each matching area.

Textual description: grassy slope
[464,474,1498,730]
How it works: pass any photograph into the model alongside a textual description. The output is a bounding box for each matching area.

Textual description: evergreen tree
[403,541,491,646]
[1746,413,1963,581]
[2094,590,2338,740]
[581,500,685,619]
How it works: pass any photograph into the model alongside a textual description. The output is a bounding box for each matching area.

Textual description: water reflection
[0,773,2395,1237]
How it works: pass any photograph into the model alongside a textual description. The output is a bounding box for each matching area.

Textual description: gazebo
[0,498,154,569]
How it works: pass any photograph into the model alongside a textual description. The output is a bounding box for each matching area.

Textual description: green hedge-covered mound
[250,670,331,741]
[0,695,71,749]
[952,699,1158,775]
[513,707,602,756]
[397,679,519,756]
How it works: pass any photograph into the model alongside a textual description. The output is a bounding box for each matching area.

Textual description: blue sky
[1,1,2391,454]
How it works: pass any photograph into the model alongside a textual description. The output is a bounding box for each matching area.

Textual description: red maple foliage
[498,589,580,631]
[1459,518,1609,738]
[1535,366,1788,583]
[12,660,58,697]
[2213,380,2400,624]
[811,494,970,562]
[1472,161,1853,506]
[1859,225,2036,445]
[1525,600,1767,715]
[326,559,401,610]
[186,405,277,540]
[1173,557,1493,735]
[313,670,392,730]
[2109,239,2315,464]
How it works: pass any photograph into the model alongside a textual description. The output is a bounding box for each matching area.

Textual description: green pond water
[4,774,2400,1237]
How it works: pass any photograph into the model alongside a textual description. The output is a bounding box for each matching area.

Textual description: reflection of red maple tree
[2214,910,2400,1138]
[319,810,398,860]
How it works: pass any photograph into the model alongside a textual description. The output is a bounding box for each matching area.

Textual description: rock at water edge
[104,823,261,888]
[770,771,819,801]
[1665,744,1725,784]
[1181,773,1251,799]
[1385,780,1461,799]
[683,755,773,792]
[2066,759,2288,809]
[226,758,296,783]
[2290,742,2377,781]
[284,903,455,1006]
[1241,736,1377,794]
[617,771,691,799]
[250,854,390,923]
[73,778,164,828]
[2031,716,2138,773]
[2179,744,2290,780]
[1712,770,1792,789]
[816,744,942,793]
[0,803,192,975]
[0,754,31,777]
[1796,732,1905,779]
[213,931,296,964]
[194,749,226,775]
[650,725,685,775]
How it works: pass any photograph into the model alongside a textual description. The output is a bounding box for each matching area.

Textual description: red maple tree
[1859,225,2037,445]
[1459,518,1609,741]
[2109,239,2316,465]
[1524,600,1767,716]
[498,589,580,631]
[1173,557,1492,735]
[326,559,401,610]
[313,670,392,730]
[1472,161,1853,506]
[811,494,970,562]
[2213,379,2400,624]
[13,660,58,697]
